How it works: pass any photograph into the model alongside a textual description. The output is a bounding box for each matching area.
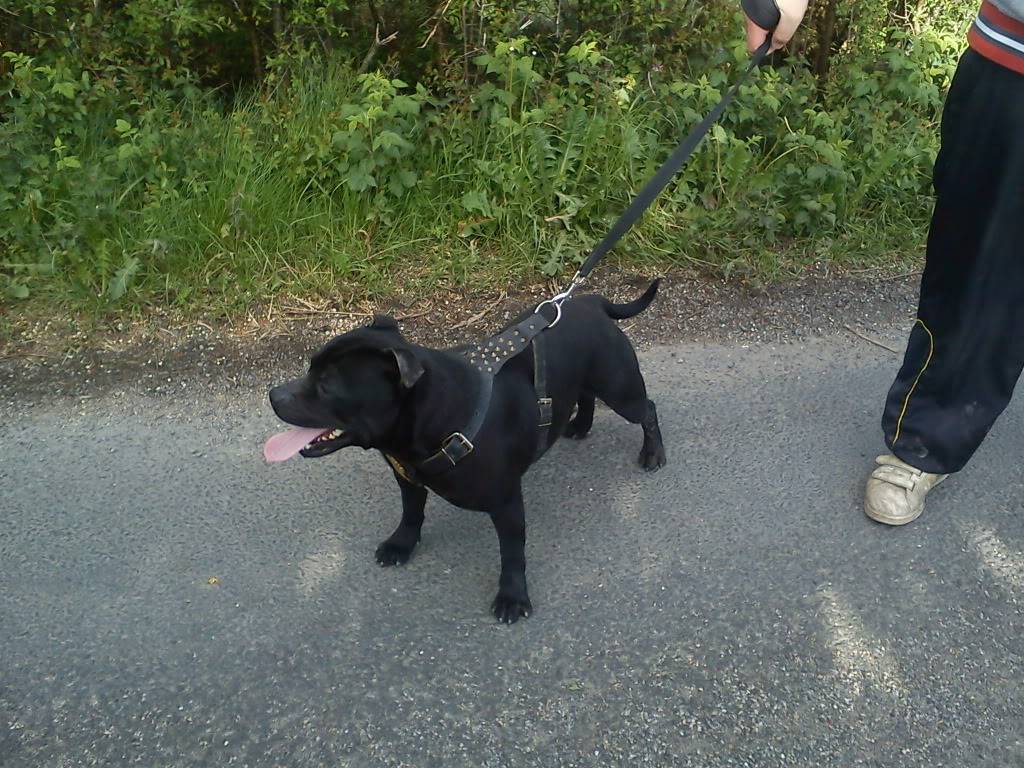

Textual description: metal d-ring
[534,271,585,328]
[534,297,563,327]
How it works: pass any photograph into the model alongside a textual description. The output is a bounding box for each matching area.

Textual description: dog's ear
[388,347,424,390]
[369,314,399,331]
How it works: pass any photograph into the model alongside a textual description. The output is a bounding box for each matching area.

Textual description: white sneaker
[864,454,948,526]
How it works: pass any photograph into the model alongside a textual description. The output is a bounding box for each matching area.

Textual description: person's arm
[744,0,810,53]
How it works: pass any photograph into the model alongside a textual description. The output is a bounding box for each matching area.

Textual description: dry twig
[844,324,900,354]
[451,293,506,331]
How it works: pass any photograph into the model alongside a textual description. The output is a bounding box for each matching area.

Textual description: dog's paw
[491,591,532,624]
[375,540,414,567]
[639,444,667,472]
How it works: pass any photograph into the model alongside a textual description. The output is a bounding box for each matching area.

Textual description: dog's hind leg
[606,392,666,472]
[565,392,596,439]
[589,349,667,471]
[376,470,427,566]
[636,399,667,472]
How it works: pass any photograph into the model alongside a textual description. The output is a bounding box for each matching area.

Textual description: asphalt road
[3,332,1024,768]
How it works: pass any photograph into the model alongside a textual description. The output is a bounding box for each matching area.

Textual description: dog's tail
[601,278,661,320]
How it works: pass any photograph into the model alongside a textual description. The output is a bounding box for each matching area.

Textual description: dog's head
[265,316,424,460]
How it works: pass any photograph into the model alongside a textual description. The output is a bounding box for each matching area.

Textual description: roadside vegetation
[1,1,973,314]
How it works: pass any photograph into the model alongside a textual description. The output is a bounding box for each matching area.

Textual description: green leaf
[515,57,536,77]
[460,190,491,216]
[108,257,140,301]
[115,119,132,134]
[390,94,421,115]
[346,170,376,192]
[7,282,30,299]
[540,256,560,276]
[53,81,75,98]
[807,165,829,183]
[372,130,412,152]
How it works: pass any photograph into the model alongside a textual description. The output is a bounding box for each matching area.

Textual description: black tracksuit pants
[883,49,1024,475]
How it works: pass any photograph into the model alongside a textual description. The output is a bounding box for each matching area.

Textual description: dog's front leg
[375,473,427,566]
[490,490,532,623]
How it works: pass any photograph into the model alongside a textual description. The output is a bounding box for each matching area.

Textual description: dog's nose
[269,385,291,409]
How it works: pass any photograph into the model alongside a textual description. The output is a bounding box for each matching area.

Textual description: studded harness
[384,308,556,486]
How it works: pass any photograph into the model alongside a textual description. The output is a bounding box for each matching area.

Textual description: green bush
[0,0,974,307]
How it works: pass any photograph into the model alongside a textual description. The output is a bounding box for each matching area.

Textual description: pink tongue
[263,427,328,463]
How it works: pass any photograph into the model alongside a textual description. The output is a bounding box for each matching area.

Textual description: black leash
[574,41,771,283]
[546,0,781,306]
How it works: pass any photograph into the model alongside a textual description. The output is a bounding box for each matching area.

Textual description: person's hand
[744,0,809,53]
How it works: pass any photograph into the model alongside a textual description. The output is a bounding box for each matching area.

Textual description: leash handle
[570,34,774,286]
[742,0,782,33]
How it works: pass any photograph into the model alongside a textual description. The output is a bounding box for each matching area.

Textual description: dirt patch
[0,265,919,403]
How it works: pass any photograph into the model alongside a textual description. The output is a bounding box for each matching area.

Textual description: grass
[2,48,941,322]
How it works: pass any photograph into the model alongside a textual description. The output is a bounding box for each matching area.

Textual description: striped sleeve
[969,0,1024,76]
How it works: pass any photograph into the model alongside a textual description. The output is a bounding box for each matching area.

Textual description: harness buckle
[537,397,553,427]
[440,432,474,466]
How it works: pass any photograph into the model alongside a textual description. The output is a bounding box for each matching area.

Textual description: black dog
[265,281,666,622]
